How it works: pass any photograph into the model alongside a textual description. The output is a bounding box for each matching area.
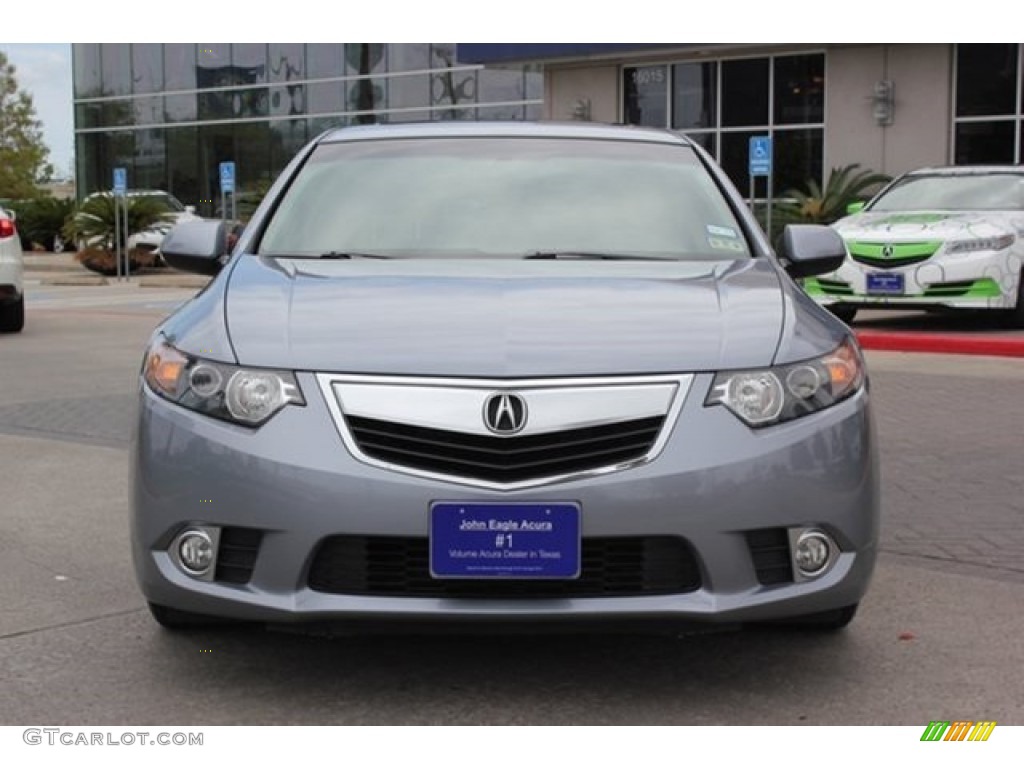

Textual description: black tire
[999,270,1024,329]
[763,603,859,632]
[0,295,24,333]
[828,305,858,325]
[147,601,236,630]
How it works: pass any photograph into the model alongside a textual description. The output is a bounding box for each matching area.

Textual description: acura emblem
[881,244,894,258]
[483,393,528,435]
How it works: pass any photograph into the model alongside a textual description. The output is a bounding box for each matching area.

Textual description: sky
[0,43,73,179]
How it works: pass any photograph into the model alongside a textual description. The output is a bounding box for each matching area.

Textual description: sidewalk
[21,251,210,289]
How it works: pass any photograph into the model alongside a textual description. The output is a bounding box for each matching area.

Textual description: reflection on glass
[387,44,429,72]
[165,126,199,208]
[308,82,343,115]
[773,54,824,125]
[133,129,167,190]
[672,62,716,130]
[164,44,196,91]
[956,44,1017,117]
[346,44,386,75]
[722,58,768,127]
[73,44,101,98]
[623,66,668,127]
[101,43,131,97]
[132,96,163,126]
[389,74,431,112]
[348,78,386,123]
[270,85,305,117]
[307,44,343,79]
[231,44,267,84]
[269,44,304,82]
[132,44,163,95]
[164,93,197,123]
[955,121,1015,164]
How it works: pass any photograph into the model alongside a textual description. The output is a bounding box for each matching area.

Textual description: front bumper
[805,248,1022,310]
[131,371,880,627]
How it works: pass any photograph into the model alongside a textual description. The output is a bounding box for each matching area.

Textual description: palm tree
[64,193,174,275]
[774,164,891,227]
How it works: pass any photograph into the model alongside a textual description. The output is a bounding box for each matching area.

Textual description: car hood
[221,256,786,377]
[834,210,1024,240]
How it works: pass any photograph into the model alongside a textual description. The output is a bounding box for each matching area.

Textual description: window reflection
[131,44,163,95]
[623,66,668,127]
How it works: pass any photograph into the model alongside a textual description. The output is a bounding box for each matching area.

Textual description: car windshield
[870,173,1024,212]
[257,137,751,260]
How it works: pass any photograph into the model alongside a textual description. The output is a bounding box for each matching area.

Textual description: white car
[804,167,1024,327]
[80,190,200,256]
[0,207,24,333]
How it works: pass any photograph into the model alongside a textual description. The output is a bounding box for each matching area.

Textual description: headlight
[142,338,304,426]
[705,339,865,427]
[945,234,1015,254]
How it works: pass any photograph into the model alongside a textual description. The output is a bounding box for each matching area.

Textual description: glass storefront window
[954,44,1023,164]
[131,44,163,95]
[73,44,101,99]
[269,44,304,82]
[75,44,543,206]
[623,65,668,127]
[164,44,196,91]
[307,44,343,79]
[956,44,1017,117]
[101,44,131,97]
[773,54,824,125]
[672,62,716,130]
[231,44,267,85]
[774,128,823,193]
[955,121,1015,164]
[721,58,769,127]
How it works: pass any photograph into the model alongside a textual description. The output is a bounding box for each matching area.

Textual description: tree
[0,50,53,199]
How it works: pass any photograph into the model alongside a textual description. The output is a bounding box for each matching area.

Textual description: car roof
[318,121,695,147]
[904,165,1024,176]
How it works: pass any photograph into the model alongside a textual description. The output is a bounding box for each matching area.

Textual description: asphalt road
[1,282,1022,725]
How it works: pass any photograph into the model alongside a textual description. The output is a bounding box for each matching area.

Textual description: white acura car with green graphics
[804,167,1024,326]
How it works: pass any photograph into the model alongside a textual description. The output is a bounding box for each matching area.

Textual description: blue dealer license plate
[430,502,581,579]
[866,272,904,295]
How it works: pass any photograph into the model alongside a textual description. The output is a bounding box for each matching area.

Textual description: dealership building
[73,43,1024,212]
[71,44,543,215]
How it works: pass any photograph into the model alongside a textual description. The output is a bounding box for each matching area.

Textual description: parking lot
[1,277,1023,725]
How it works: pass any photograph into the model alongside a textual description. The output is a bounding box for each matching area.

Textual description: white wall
[826,44,952,177]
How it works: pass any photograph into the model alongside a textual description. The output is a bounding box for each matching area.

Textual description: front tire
[0,295,24,333]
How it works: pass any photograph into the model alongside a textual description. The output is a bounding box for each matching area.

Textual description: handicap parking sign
[749,136,772,177]
[219,161,236,193]
[112,167,127,197]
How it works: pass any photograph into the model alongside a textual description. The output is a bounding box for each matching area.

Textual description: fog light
[794,530,832,577]
[176,529,215,576]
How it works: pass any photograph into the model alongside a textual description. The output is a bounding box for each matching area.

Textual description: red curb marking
[856,330,1024,358]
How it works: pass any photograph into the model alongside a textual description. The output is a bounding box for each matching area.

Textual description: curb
[41,274,109,286]
[856,330,1024,358]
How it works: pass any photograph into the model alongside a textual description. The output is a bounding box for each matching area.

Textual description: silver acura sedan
[132,122,879,633]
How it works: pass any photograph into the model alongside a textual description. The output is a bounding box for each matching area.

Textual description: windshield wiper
[522,251,672,261]
[319,251,394,260]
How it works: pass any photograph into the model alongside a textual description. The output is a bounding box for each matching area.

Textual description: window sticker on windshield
[708,236,746,253]
[706,224,739,239]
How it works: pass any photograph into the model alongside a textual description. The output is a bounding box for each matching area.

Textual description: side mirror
[779,224,847,279]
[2,208,15,221]
[161,219,227,276]
[845,201,866,215]
[184,205,196,215]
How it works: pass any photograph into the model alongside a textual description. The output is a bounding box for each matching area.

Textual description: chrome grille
[317,373,690,489]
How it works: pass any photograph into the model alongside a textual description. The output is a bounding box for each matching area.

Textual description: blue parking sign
[749,136,772,177]
[112,167,127,197]
[219,161,236,193]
